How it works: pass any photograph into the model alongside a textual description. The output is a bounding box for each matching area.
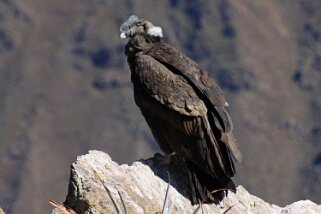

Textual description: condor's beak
[120,32,127,39]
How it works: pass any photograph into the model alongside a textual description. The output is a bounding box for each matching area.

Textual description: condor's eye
[136,19,144,26]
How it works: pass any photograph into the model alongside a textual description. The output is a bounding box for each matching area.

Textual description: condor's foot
[153,153,184,166]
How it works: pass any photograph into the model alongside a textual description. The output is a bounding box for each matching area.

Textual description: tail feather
[186,160,236,204]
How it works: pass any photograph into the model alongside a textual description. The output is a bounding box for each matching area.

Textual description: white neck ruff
[147,26,163,38]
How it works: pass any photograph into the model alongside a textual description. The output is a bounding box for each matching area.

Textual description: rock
[51,151,321,214]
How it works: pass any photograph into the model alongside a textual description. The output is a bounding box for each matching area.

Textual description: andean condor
[120,15,242,204]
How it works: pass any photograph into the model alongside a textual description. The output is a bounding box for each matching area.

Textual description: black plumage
[120,15,242,204]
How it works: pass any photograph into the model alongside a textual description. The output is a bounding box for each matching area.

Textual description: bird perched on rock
[120,15,242,204]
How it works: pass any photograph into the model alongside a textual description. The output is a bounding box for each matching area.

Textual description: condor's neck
[125,33,161,61]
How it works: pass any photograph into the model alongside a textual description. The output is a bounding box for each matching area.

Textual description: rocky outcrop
[51,151,321,214]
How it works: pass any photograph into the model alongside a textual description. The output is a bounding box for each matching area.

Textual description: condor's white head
[120,15,163,39]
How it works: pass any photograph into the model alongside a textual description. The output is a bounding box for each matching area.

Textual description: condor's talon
[153,152,164,159]
[153,153,172,166]
[153,153,184,166]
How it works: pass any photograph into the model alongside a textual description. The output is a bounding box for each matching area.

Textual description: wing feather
[147,42,226,107]
[145,42,242,163]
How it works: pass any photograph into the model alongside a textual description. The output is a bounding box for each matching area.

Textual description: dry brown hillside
[1,0,321,213]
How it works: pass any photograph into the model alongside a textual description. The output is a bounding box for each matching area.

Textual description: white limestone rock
[52,151,321,214]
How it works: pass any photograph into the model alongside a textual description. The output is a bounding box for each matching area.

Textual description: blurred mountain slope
[0,0,321,213]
